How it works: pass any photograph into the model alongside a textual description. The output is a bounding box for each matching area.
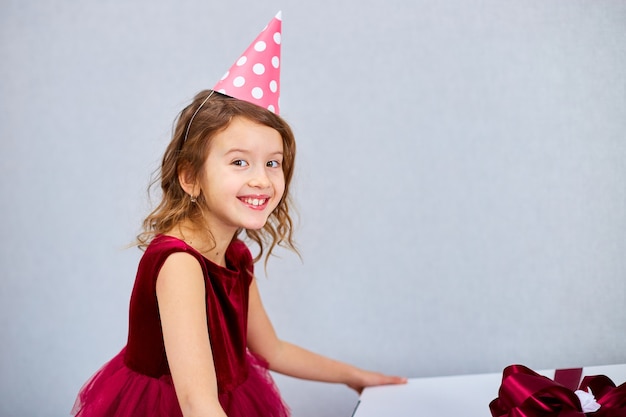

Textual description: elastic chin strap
[183,90,215,143]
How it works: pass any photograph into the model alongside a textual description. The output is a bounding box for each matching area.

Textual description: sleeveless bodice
[72,235,290,417]
[124,235,253,392]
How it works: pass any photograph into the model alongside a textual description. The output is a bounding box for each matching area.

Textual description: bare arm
[156,252,227,417]
[246,278,407,393]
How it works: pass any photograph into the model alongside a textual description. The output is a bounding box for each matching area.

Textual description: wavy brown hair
[137,90,298,264]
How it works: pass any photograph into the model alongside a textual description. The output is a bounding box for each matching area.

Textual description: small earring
[190,194,197,203]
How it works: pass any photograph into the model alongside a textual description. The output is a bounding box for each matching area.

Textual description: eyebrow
[224,148,283,157]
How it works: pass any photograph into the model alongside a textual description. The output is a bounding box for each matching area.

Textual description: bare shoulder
[157,251,205,292]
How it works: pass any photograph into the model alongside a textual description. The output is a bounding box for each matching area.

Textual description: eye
[232,159,249,167]
[267,160,281,168]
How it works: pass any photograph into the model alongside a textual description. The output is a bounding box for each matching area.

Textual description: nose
[248,165,271,189]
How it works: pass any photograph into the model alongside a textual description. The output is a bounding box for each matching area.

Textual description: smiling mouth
[239,197,269,208]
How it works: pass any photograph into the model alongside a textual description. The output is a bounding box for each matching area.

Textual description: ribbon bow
[489,364,626,417]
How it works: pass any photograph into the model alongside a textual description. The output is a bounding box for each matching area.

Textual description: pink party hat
[213,11,282,114]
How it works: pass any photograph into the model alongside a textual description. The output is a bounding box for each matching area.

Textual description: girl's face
[197,116,285,239]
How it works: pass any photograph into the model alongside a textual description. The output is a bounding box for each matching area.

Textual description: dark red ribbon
[555,368,584,391]
[579,375,626,417]
[490,364,626,417]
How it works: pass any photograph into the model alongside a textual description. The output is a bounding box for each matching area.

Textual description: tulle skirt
[72,347,290,417]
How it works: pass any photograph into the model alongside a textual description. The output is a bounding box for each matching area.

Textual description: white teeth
[243,198,266,206]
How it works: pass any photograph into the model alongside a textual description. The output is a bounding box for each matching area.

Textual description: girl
[71,90,406,417]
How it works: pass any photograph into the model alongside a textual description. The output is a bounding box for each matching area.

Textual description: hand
[347,369,408,394]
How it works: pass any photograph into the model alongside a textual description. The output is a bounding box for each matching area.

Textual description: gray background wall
[1,1,624,416]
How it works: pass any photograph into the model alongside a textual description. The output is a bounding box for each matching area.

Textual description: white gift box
[352,364,626,417]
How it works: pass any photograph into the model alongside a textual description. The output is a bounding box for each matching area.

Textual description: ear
[178,166,199,198]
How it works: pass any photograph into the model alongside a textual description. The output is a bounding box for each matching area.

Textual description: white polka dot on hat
[213,11,282,114]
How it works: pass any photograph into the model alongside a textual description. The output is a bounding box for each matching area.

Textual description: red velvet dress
[72,235,290,417]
